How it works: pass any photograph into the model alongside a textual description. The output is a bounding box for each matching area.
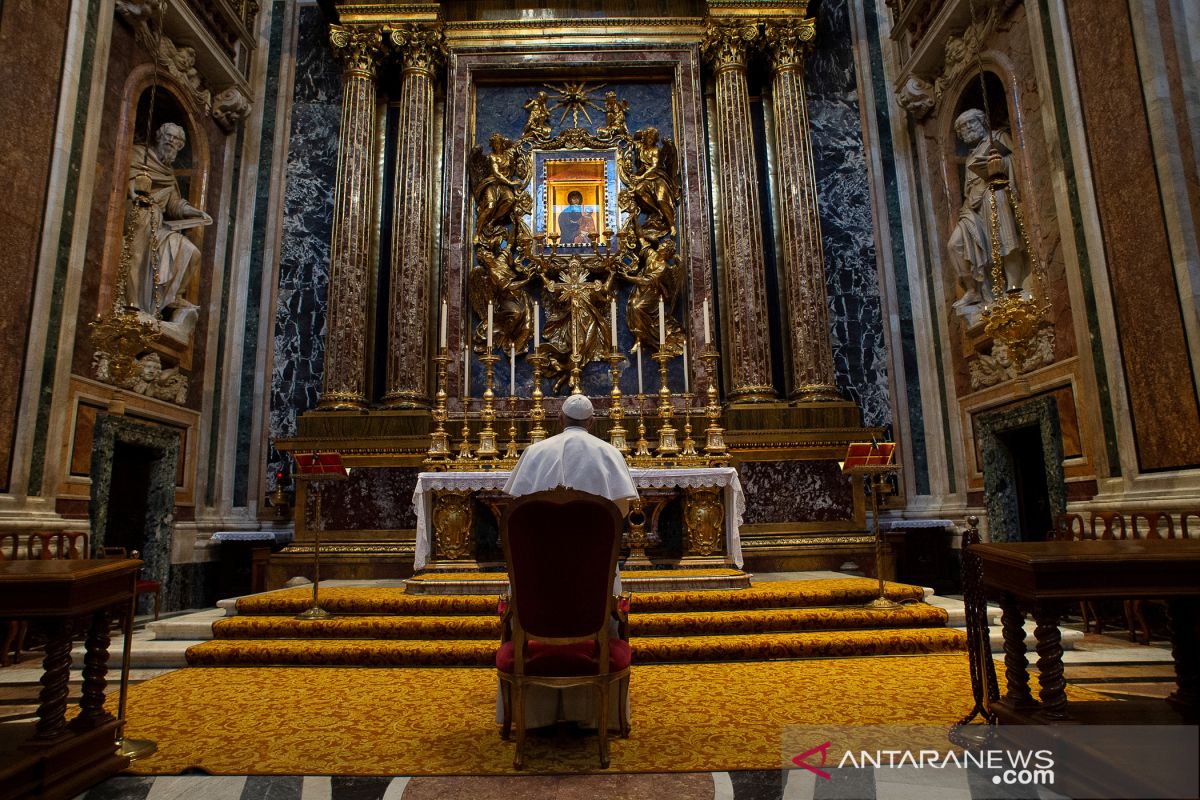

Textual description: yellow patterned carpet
[117,654,1106,776]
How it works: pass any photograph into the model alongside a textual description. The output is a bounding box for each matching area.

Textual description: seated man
[499,394,637,730]
[503,394,637,515]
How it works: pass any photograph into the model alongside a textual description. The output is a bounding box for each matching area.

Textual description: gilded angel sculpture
[467,133,525,249]
[624,235,685,355]
[626,127,679,237]
[522,91,552,140]
[599,91,630,137]
[468,247,534,354]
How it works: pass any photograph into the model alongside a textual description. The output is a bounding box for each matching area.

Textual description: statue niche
[466,88,684,391]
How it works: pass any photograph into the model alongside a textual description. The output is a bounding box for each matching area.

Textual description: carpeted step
[185,627,967,667]
[209,603,949,642]
[631,604,949,636]
[231,579,926,617]
[212,615,503,640]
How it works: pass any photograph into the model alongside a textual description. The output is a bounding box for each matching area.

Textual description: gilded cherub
[599,91,630,136]
[522,91,552,140]
[624,235,685,356]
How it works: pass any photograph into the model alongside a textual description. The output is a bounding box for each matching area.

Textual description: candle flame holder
[527,349,549,444]
[427,349,451,462]
[476,351,500,459]
[699,345,727,462]
[652,349,679,456]
[607,350,629,454]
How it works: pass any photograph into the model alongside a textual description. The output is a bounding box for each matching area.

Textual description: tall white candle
[658,297,666,347]
[440,300,448,349]
[682,340,689,393]
[533,301,540,348]
[610,298,618,347]
[463,341,470,399]
[635,341,643,394]
[509,345,515,396]
[486,302,494,350]
[702,298,711,345]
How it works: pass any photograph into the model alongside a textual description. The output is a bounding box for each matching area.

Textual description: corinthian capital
[762,18,817,73]
[329,24,383,77]
[387,23,447,77]
[702,20,761,73]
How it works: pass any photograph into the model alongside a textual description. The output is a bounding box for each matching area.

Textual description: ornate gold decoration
[432,491,473,560]
[761,18,816,72]
[622,127,681,239]
[684,486,725,557]
[598,91,630,137]
[386,22,445,75]
[701,20,761,73]
[607,350,629,453]
[427,349,451,459]
[700,345,729,460]
[329,24,384,76]
[982,150,1050,368]
[652,349,680,456]
[541,258,617,390]
[544,81,606,128]
[475,352,500,459]
[92,174,161,387]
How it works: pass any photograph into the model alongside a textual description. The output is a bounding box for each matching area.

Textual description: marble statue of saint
[126,122,212,318]
[946,108,1027,310]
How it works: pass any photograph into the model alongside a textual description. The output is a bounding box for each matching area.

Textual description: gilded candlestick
[700,345,727,460]
[680,392,698,458]
[528,350,548,444]
[633,393,652,459]
[504,395,520,461]
[476,352,500,458]
[607,350,629,454]
[427,349,451,462]
[456,398,473,461]
[569,350,583,395]
[652,349,679,456]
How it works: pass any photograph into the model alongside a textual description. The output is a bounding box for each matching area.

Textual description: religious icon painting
[532,150,619,251]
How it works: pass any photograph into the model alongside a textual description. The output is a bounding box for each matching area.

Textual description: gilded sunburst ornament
[544,81,606,128]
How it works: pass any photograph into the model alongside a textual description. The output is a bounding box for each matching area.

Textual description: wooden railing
[0,530,89,561]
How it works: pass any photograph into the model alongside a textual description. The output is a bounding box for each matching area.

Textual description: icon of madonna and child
[556,189,599,245]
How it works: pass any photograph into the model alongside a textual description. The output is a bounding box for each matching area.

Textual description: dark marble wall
[737,459,854,524]
[267,6,341,484]
[807,0,891,429]
[302,467,419,531]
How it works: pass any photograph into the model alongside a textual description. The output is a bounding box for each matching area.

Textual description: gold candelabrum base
[652,349,679,456]
[428,350,451,461]
[476,352,500,459]
[607,351,629,454]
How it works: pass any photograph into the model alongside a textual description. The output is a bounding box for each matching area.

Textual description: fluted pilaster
[319,24,382,411]
[383,24,446,408]
[703,21,776,403]
[764,19,841,402]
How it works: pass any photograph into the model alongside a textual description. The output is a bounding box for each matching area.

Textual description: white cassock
[502,427,638,514]
[498,425,638,729]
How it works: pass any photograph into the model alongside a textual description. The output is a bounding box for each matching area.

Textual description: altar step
[183,577,966,667]
[185,627,967,667]
[198,603,951,641]
[404,568,752,595]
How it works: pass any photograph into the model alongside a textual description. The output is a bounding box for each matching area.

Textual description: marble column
[764,19,841,403]
[319,24,382,411]
[703,21,776,403]
[383,24,445,409]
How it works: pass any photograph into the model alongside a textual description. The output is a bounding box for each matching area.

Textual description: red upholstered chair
[497,489,630,770]
[105,547,161,620]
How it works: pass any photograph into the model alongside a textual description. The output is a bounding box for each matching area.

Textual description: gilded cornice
[329,23,385,77]
[762,18,817,72]
[387,22,446,76]
[701,19,761,73]
[334,2,440,24]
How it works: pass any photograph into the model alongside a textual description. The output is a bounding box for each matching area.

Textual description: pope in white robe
[499,394,637,729]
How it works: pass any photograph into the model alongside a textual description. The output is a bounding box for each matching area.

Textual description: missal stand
[842,441,900,610]
[293,452,349,620]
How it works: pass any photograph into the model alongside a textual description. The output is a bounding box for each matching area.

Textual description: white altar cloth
[412,466,745,570]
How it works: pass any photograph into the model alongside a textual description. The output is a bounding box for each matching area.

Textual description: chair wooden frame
[497,489,630,770]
